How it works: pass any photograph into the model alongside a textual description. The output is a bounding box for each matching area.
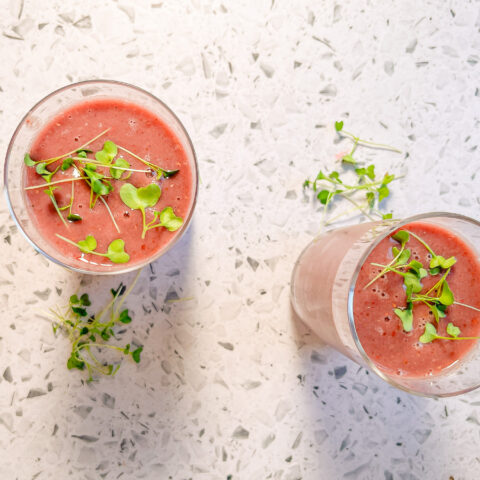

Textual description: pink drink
[23,98,194,269]
[354,222,480,377]
[291,214,480,396]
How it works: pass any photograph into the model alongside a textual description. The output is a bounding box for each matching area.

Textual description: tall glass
[4,80,198,275]
[291,213,480,397]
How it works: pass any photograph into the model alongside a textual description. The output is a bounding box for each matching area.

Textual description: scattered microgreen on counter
[50,271,143,381]
[366,229,480,344]
[23,130,185,265]
[303,121,401,224]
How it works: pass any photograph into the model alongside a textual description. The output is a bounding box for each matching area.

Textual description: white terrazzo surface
[1,1,480,479]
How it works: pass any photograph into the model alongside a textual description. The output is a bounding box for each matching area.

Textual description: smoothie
[23,98,194,268]
[354,222,480,377]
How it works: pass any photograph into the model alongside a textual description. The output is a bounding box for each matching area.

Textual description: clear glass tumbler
[291,212,480,397]
[4,80,198,275]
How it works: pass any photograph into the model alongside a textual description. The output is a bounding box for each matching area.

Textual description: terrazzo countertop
[1,1,480,479]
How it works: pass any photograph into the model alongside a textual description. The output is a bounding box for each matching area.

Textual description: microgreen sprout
[117,145,179,179]
[50,271,143,381]
[366,229,480,345]
[56,234,130,264]
[44,186,69,229]
[119,183,160,238]
[304,121,400,225]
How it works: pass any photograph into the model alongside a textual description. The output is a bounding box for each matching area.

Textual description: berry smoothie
[23,98,194,268]
[354,222,480,377]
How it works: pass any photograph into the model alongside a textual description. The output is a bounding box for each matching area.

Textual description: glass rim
[347,211,480,398]
[3,79,199,275]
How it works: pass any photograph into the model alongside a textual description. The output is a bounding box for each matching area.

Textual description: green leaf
[80,326,89,335]
[335,121,344,132]
[123,344,131,355]
[382,213,393,220]
[67,213,82,222]
[61,157,74,170]
[365,164,375,180]
[377,185,390,202]
[77,235,97,253]
[341,154,356,165]
[431,255,457,269]
[24,153,35,166]
[403,272,423,293]
[95,140,117,164]
[392,230,410,245]
[72,306,87,317]
[67,353,85,370]
[131,346,143,363]
[111,283,126,297]
[419,323,438,344]
[35,162,49,176]
[110,157,130,180]
[429,267,441,275]
[120,183,162,210]
[80,293,91,306]
[162,168,180,178]
[446,322,461,338]
[316,171,327,181]
[317,189,330,205]
[382,173,395,185]
[119,309,132,324]
[328,171,341,182]
[394,303,413,332]
[395,249,411,266]
[70,294,79,305]
[366,191,375,208]
[440,256,457,269]
[106,239,130,264]
[157,206,183,232]
[355,167,366,177]
[438,281,454,306]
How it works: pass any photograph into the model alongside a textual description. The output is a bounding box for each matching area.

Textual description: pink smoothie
[24,98,194,268]
[354,222,480,377]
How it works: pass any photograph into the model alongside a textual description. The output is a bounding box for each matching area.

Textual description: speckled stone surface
[1,1,480,479]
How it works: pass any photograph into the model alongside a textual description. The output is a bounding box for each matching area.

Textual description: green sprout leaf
[446,322,461,338]
[419,323,438,344]
[106,239,130,264]
[341,154,356,165]
[392,230,410,245]
[24,153,35,166]
[119,309,132,324]
[120,183,161,210]
[131,347,143,363]
[156,206,183,232]
[67,352,85,371]
[120,182,162,239]
[403,272,423,294]
[438,281,454,306]
[394,303,413,332]
[67,213,82,222]
[61,157,74,170]
[77,235,97,253]
[110,157,131,180]
[95,140,118,164]
[335,121,344,132]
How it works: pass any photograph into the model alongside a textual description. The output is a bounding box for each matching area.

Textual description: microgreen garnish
[50,271,143,381]
[56,234,130,264]
[119,183,161,238]
[366,228,480,345]
[95,140,117,164]
[117,145,179,179]
[24,128,183,253]
[303,121,400,225]
[44,186,68,229]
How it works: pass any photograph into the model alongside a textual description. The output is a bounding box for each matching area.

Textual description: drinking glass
[4,80,198,274]
[291,212,480,397]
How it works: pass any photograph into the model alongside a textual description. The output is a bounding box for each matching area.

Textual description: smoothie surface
[354,221,480,377]
[24,98,193,267]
